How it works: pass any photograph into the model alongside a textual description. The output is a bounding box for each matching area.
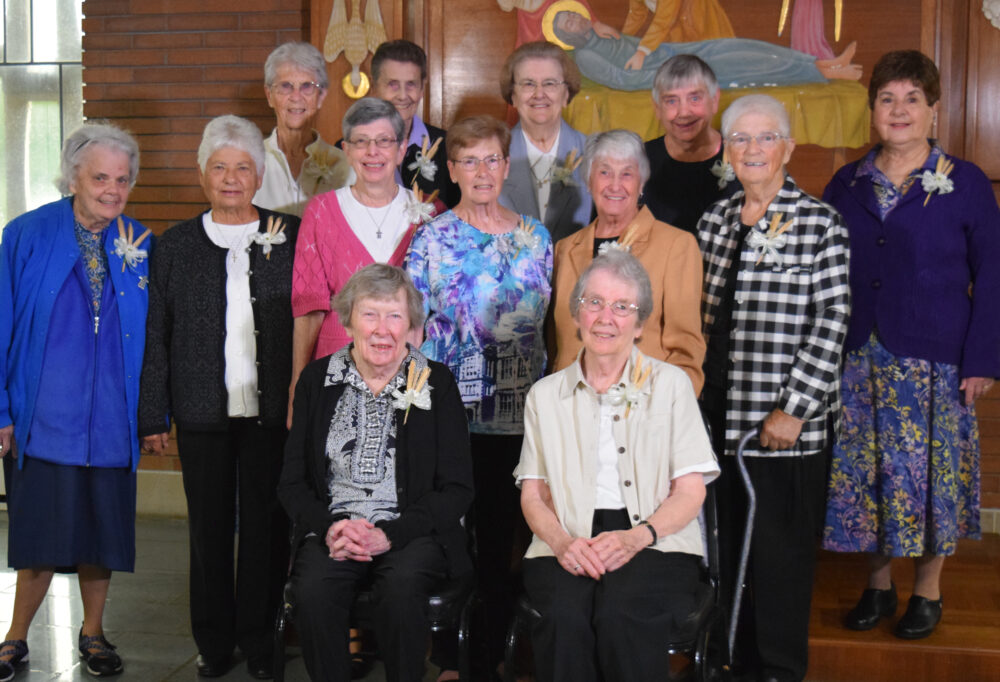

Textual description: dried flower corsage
[300,146,345,196]
[252,216,287,259]
[710,154,736,190]
[407,135,443,182]
[749,212,793,266]
[511,216,542,259]
[597,222,639,255]
[392,360,432,423]
[921,155,955,206]
[550,149,583,187]
[404,182,439,225]
[113,216,151,272]
[606,354,652,418]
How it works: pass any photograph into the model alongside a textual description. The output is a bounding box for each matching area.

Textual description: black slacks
[176,419,289,660]
[293,534,449,682]
[523,509,702,682]
[715,447,827,682]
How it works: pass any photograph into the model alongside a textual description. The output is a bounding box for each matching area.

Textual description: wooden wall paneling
[965,1,1000,178]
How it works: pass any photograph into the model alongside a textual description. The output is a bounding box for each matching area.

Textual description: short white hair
[58,122,140,195]
[581,129,651,188]
[197,115,266,179]
[721,94,791,138]
[264,42,329,90]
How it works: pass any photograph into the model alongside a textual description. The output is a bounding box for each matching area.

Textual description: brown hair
[868,50,941,108]
[446,115,512,160]
[371,39,428,84]
[498,41,581,105]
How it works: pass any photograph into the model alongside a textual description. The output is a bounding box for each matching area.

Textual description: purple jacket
[823,154,1000,378]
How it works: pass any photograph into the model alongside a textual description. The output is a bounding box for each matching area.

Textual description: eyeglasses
[514,79,566,94]
[345,136,401,150]
[725,131,787,150]
[270,81,322,97]
[577,297,640,317]
[452,154,505,172]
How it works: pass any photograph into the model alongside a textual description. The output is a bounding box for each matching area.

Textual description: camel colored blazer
[547,205,705,394]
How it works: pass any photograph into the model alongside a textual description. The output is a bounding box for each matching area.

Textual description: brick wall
[81,0,307,235]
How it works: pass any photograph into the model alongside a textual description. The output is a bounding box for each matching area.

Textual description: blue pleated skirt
[4,455,136,572]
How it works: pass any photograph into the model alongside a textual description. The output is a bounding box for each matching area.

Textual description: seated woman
[278,264,474,682]
[515,249,719,682]
[553,9,862,91]
[549,129,705,394]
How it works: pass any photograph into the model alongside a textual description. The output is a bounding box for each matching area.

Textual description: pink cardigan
[291,190,419,359]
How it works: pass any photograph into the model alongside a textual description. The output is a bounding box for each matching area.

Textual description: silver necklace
[354,186,397,239]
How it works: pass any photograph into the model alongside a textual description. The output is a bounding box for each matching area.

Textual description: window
[0,0,83,229]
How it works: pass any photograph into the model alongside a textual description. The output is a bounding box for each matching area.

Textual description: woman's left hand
[760,409,804,450]
[589,528,646,573]
[960,377,995,406]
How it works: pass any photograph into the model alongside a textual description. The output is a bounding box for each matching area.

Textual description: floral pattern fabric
[405,210,553,435]
[73,220,109,316]
[854,142,945,220]
[823,332,981,557]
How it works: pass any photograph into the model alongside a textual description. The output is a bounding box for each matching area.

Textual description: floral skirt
[822,333,980,557]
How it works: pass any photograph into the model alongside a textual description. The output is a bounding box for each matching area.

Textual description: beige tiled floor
[0,514,445,681]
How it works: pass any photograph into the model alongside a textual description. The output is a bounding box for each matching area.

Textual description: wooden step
[807,535,1000,681]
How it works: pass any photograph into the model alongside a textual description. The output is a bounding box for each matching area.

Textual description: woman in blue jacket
[0,122,150,679]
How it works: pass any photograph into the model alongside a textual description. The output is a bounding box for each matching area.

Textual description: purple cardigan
[823,154,1000,378]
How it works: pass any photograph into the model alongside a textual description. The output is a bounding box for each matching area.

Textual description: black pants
[293,534,449,682]
[176,419,289,660]
[523,509,702,682]
[715,447,827,682]
[469,432,530,667]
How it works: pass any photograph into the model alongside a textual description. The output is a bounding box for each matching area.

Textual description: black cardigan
[139,206,299,435]
[278,354,474,576]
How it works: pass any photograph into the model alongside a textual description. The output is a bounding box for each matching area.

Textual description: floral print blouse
[405,210,553,435]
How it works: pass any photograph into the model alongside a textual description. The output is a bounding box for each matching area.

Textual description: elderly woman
[405,114,552,673]
[291,97,441,424]
[498,40,592,243]
[549,129,705,394]
[139,115,298,679]
[278,264,473,682]
[255,41,350,217]
[0,123,148,678]
[821,51,1000,640]
[698,94,850,682]
[516,249,718,681]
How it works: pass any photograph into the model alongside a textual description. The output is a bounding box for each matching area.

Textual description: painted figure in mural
[620,0,735,70]
[552,10,862,91]
[496,0,619,47]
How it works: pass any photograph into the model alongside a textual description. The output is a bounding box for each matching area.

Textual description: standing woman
[290,97,441,421]
[822,51,1000,639]
[406,115,553,675]
[699,94,850,682]
[499,41,592,244]
[139,115,298,679]
[255,41,350,217]
[0,122,149,678]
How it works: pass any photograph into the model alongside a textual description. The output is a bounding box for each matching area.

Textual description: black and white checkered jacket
[698,177,850,457]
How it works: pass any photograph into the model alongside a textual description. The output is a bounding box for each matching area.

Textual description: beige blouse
[514,349,719,560]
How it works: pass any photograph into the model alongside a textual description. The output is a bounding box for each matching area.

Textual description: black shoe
[196,654,232,678]
[247,655,274,680]
[894,595,942,639]
[845,582,898,630]
[0,639,28,682]
[78,630,123,677]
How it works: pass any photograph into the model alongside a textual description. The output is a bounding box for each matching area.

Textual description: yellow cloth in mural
[564,79,871,149]
[622,0,735,50]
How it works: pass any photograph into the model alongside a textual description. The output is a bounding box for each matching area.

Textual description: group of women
[0,28,996,682]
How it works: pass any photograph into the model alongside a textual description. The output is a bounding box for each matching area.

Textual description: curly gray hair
[581,129,651,189]
[569,249,654,327]
[264,41,329,90]
[333,264,426,332]
[196,115,266,179]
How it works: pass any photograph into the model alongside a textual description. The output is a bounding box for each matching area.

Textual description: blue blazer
[500,119,592,244]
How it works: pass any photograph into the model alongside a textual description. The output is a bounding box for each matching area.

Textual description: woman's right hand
[142,433,170,455]
[0,425,15,459]
[554,536,605,580]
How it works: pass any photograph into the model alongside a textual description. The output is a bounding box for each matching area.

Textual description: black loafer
[894,595,942,639]
[845,582,898,630]
[247,655,274,680]
[78,630,123,677]
[196,654,232,678]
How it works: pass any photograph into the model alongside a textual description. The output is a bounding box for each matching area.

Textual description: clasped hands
[325,518,391,562]
[555,528,647,580]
